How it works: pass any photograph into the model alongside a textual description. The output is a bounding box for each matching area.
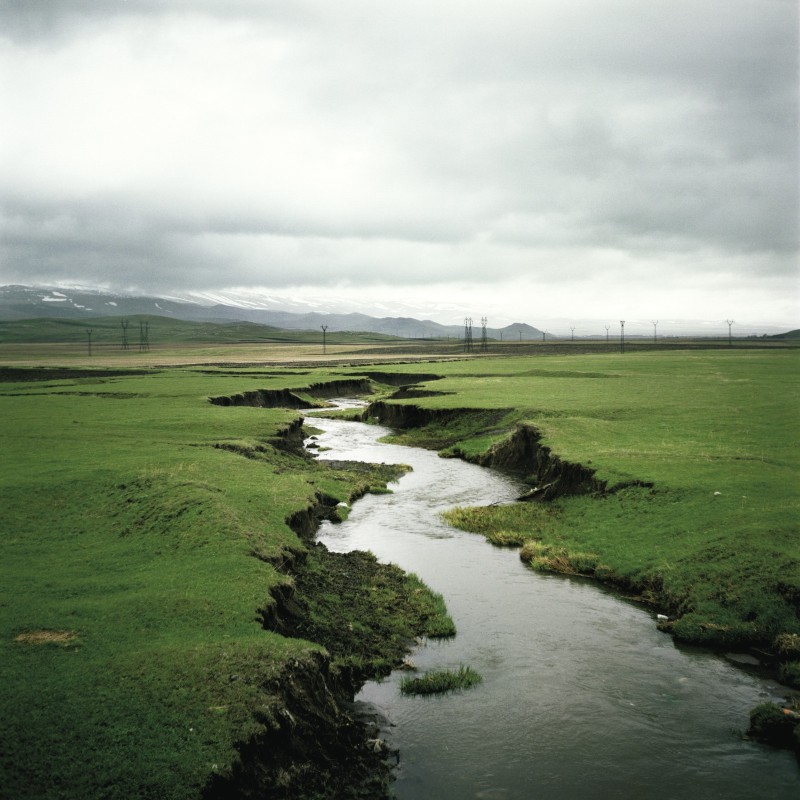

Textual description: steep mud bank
[387,387,453,400]
[303,379,373,398]
[473,424,605,499]
[269,487,444,680]
[363,403,798,704]
[209,457,435,797]
[272,417,311,455]
[284,491,343,541]
[203,650,394,800]
[364,400,493,433]
[210,388,318,409]
[355,371,442,387]
[209,379,372,409]
[212,418,310,460]
[364,400,615,500]
[474,425,654,498]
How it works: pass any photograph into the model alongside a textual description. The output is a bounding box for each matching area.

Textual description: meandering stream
[306,408,798,799]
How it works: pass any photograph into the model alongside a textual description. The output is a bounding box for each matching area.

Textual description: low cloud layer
[1,0,797,327]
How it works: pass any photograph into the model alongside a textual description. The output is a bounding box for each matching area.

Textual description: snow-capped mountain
[0,284,545,339]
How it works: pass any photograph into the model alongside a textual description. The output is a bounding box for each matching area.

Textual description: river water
[306,410,798,799]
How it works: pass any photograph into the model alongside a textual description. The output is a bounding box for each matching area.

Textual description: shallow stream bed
[307,409,798,799]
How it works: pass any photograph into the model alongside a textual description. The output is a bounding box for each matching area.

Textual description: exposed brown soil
[14,629,77,645]
[202,428,420,799]
[208,379,373,409]
[0,367,153,382]
[203,651,395,800]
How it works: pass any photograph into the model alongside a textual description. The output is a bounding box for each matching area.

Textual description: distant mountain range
[0,284,544,340]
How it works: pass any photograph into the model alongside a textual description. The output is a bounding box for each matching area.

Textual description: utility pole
[725,319,735,347]
[620,320,625,354]
[139,321,150,352]
[86,328,93,357]
[321,325,328,355]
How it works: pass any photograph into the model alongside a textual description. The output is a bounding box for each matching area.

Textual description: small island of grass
[400,665,483,696]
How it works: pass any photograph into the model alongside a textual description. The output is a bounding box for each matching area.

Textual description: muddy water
[306,411,798,799]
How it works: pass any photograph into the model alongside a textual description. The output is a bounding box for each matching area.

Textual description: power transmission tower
[464,317,473,353]
[725,319,735,346]
[321,325,328,354]
[139,321,150,352]
[121,319,129,350]
[620,320,626,353]
[570,326,575,342]
[605,324,610,343]
[86,328,93,357]
[480,317,488,352]
[651,320,659,344]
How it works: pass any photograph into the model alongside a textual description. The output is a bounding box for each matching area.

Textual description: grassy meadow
[358,350,800,673]
[0,365,451,798]
[1,344,798,795]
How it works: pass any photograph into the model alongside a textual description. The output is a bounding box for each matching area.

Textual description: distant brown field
[0,337,792,369]
[0,341,463,368]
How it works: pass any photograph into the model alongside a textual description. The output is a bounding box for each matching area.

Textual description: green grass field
[350,350,799,670]
[0,365,451,798]
[1,346,798,795]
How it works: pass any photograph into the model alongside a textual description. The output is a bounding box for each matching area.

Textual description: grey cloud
[0,1,796,321]
[0,193,467,291]
[0,0,292,42]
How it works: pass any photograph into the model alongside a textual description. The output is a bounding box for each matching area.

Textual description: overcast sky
[1,0,797,331]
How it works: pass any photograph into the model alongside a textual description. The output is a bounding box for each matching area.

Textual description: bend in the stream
[304,405,798,800]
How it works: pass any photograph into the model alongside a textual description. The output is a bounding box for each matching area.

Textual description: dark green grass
[748,701,800,749]
[272,549,455,681]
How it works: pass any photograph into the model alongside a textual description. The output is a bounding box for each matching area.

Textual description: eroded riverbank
[308,410,799,799]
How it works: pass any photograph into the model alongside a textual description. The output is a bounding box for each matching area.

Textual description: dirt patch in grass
[0,367,152,382]
[14,629,77,645]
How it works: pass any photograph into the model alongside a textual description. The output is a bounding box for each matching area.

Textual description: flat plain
[1,343,797,796]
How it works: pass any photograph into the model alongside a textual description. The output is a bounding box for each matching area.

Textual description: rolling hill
[0,314,401,346]
[0,285,544,340]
